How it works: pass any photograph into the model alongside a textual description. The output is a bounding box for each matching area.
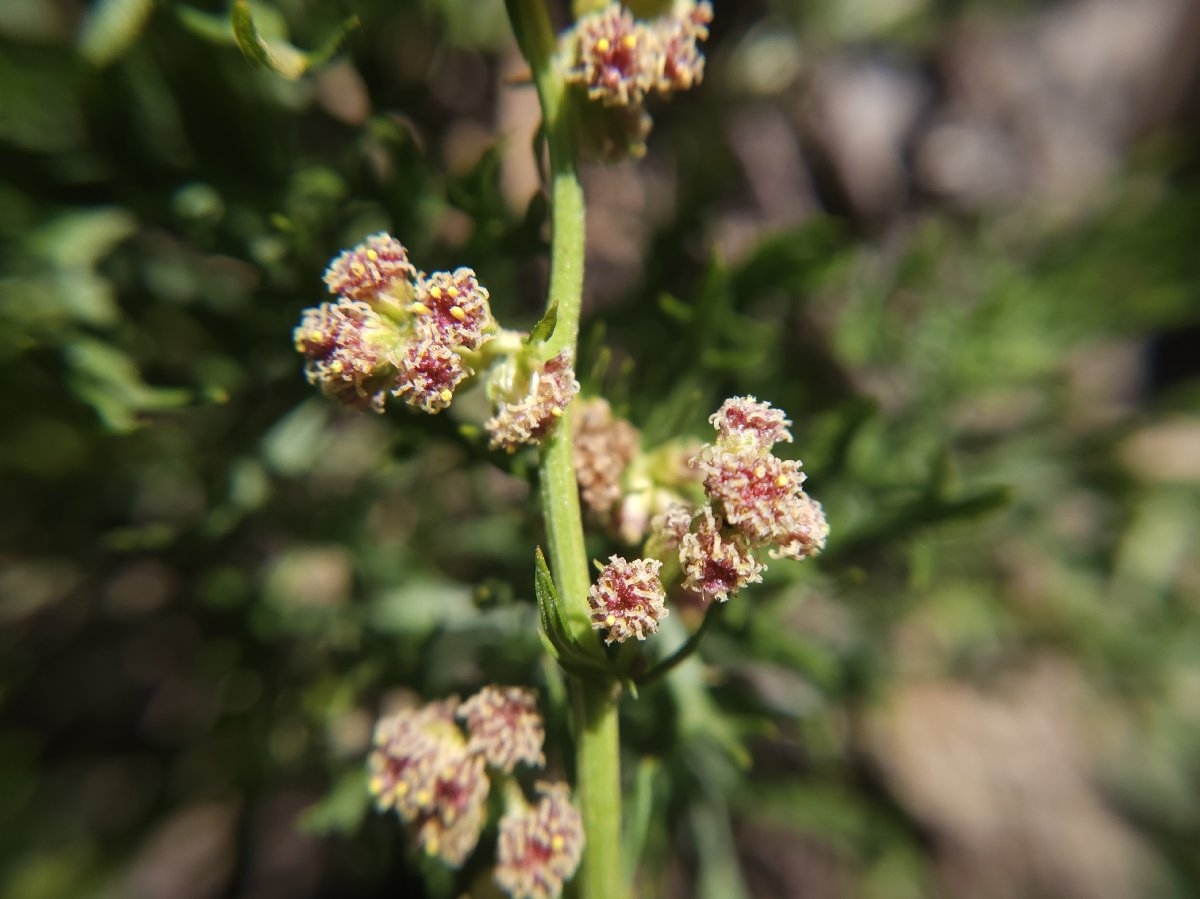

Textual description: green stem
[505,4,626,899]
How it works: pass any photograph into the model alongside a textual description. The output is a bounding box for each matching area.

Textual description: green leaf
[78,0,156,66]
[174,4,237,44]
[230,0,273,69]
[229,1,357,81]
[527,300,559,344]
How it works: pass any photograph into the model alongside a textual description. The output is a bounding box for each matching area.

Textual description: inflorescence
[295,233,577,451]
[368,686,582,897]
[560,0,713,158]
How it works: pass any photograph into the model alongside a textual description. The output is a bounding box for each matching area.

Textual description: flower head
[324,232,415,303]
[495,782,584,899]
[412,268,494,351]
[487,351,581,452]
[767,494,830,562]
[567,4,658,108]
[653,0,712,95]
[587,555,667,644]
[678,505,764,602]
[709,396,793,455]
[393,337,468,414]
[573,397,640,519]
[457,686,546,773]
[293,299,399,412]
[694,448,808,547]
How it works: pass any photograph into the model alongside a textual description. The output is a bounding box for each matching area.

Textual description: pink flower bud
[393,337,468,414]
[495,782,584,899]
[587,555,668,644]
[457,686,546,773]
[293,299,399,412]
[679,505,764,602]
[324,232,415,303]
[709,396,793,455]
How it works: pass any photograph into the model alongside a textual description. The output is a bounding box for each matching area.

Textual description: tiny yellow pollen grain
[754,465,766,478]
[605,614,616,626]
[776,474,789,487]
[449,305,467,321]
[416,790,432,805]
[447,286,460,298]
[596,37,611,52]
[622,34,637,48]
[550,408,563,417]
[551,835,565,851]
[366,249,379,261]
[309,330,323,341]
[439,389,453,403]
[411,302,431,315]
[429,286,442,299]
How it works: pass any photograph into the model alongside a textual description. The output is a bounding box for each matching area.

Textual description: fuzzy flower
[293,298,399,412]
[495,782,585,899]
[566,4,658,108]
[487,351,581,452]
[653,502,696,549]
[573,397,640,518]
[695,449,809,546]
[587,555,667,644]
[767,494,830,562]
[653,0,712,94]
[393,337,468,414]
[709,395,793,455]
[324,232,415,303]
[411,268,494,351]
[457,686,546,774]
[679,505,764,602]
[367,699,490,866]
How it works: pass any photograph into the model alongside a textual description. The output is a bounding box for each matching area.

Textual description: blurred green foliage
[1,0,1199,897]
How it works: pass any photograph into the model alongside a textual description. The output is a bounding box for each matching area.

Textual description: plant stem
[505,3,626,899]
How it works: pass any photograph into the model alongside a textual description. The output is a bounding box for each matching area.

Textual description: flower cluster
[587,555,668,644]
[495,782,585,899]
[665,397,828,602]
[368,686,582,896]
[486,350,581,453]
[561,1,713,158]
[294,233,495,414]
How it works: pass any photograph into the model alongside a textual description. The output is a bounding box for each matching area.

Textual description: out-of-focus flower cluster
[560,0,713,158]
[661,397,829,602]
[368,686,583,897]
[294,233,495,414]
[572,397,701,543]
[487,350,581,453]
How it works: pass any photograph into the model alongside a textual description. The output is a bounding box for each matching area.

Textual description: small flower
[486,351,581,452]
[457,686,546,773]
[694,448,808,546]
[367,699,490,867]
[587,555,667,644]
[495,782,584,899]
[324,232,415,303]
[573,397,640,518]
[393,337,468,414]
[652,502,696,549]
[709,396,793,455]
[411,268,495,351]
[653,0,712,95]
[767,494,829,561]
[293,298,399,412]
[679,505,764,602]
[566,4,658,108]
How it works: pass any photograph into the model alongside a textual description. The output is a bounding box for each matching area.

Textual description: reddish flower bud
[393,337,468,414]
[486,351,581,452]
[495,782,584,899]
[324,232,415,303]
[709,396,793,455]
[587,555,668,644]
[412,268,494,351]
[679,505,764,602]
[457,686,546,774]
[293,299,399,412]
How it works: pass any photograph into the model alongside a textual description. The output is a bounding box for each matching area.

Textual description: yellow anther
[596,37,611,52]
[416,789,432,805]
[754,465,766,478]
[776,474,789,487]
[605,614,616,626]
[411,302,431,315]
[439,389,453,403]
[429,285,443,299]
[622,34,637,49]
[366,249,379,261]
[550,407,563,417]
[551,835,565,851]
[308,330,323,342]
[447,286,460,298]
[449,305,467,321]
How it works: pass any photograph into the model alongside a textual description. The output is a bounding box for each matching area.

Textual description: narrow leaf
[527,300,559,344]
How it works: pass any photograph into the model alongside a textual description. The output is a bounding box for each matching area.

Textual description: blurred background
[2,0,1199,897]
